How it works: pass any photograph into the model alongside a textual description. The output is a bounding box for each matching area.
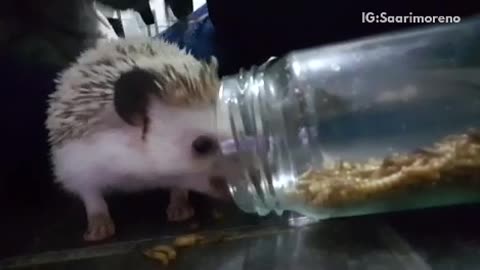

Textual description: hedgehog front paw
[167,189,194,222]
[84,212,116,241]
[167,202,195,222]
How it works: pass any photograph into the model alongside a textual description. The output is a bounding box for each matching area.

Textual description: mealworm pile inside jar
[293,129,480,208]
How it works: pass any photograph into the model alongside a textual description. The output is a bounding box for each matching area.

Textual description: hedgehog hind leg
[79,190,116,241]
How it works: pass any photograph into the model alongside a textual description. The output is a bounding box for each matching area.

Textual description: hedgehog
[45,38,235,242]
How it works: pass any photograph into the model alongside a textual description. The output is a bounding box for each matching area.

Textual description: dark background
[1,0,480,261]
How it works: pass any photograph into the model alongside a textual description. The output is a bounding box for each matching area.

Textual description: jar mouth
[216,68,279,215]
[219,137,270,156]
[218,136,274,214]
[216,56,326,217]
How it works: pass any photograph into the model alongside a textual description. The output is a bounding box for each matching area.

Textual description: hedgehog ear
[113,68,159,126]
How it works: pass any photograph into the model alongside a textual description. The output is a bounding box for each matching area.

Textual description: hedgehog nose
[192,135,218,156]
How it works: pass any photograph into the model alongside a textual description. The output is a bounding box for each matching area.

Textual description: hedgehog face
[112,62,235,198]
[143,101,233,199]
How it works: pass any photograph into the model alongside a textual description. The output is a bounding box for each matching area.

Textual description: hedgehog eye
[191,135,219,157]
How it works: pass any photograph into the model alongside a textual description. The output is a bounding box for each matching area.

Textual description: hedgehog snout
[201,143,247,201]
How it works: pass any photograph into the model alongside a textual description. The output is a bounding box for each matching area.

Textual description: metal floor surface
[3,198,480,270]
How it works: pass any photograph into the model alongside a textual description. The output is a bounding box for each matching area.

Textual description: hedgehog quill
[46,39,235,241]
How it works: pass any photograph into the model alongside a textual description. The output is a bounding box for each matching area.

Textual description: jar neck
[216,58,283,216]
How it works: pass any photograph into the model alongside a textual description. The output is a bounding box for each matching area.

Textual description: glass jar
[216,16,480,220]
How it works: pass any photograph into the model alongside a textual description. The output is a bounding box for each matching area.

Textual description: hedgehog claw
[167,189,194,222]
[84,212,115,241]
[167,203,195,222]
